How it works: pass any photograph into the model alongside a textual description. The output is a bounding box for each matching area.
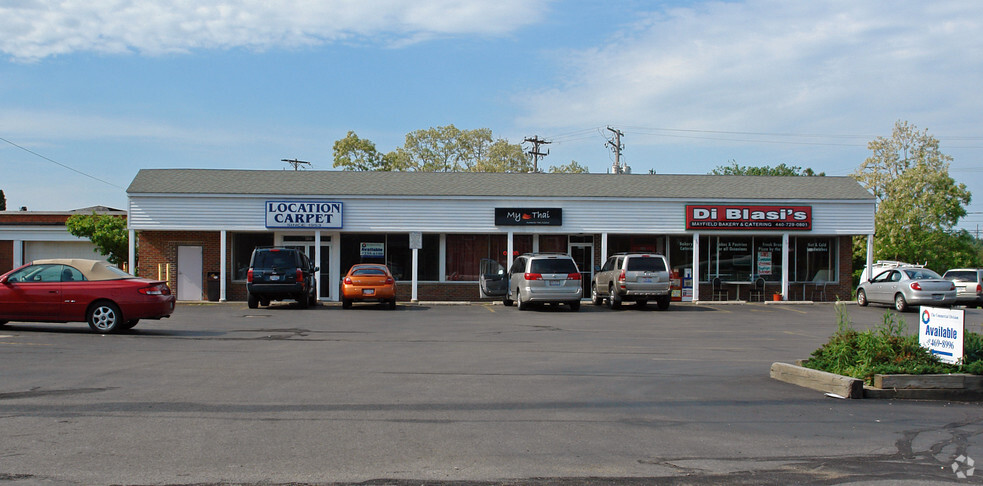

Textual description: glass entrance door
[569,243,593,290]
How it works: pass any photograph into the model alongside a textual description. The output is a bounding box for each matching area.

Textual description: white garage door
[24,241,106,262]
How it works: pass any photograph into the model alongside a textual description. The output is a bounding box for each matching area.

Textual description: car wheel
[503,288,514,307]
[517,289,529,311]
[569,300,581,312]
[87,301,123,333]
[388,299,397,310]
[857,289,868,307]
[894,293,909,312]
[608,285,621,309]
[0,320,7,326]
[296,293,309,309]
[591,284,603,305]
[342,298,352,309]
[657,297,670,311]
[309,286,318,306]
[247,293,259,309]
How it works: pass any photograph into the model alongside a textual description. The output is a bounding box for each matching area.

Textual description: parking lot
[2,301,983,485]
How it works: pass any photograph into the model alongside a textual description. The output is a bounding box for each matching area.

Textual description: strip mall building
[126,169,875,303]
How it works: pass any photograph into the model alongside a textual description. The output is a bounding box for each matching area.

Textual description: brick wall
[137,230,221,299]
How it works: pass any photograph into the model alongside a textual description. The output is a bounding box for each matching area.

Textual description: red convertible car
[0,259,175,333]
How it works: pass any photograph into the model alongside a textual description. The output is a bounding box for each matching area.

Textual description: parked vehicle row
[857,260,982,311]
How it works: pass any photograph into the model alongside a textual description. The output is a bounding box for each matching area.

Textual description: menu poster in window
[686,205,811,230]
[757,251,773,276]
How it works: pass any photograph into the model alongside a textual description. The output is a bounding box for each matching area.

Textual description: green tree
[852,120,977,273]
[65,213,129,266]
[549,161,590,173]
[0,189,6,211]
[332,125,535,173]
[711,160,825,176]
[332,131,385,171]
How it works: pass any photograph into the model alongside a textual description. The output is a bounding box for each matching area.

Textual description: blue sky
[1,0,982,232]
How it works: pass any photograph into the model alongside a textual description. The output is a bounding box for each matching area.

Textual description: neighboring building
[126,169,875,303]
[0,206,125,273]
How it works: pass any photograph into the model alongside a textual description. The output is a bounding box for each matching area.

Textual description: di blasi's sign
[495,208,562,226]
[266,201,343,229]
[686,205,812,230]
[919,306,965,364]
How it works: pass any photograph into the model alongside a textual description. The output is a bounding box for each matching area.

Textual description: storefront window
[232,233,274,281]
[668,236,692,276]
[445,234,532,281]
[706,236,753,282]
[753,237,783,282]
[341,233,440,281]
[795,237,835,282]
[538,235,567,253]
[608,235,663,254]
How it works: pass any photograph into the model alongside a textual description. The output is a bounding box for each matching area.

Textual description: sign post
[919,306,965,364]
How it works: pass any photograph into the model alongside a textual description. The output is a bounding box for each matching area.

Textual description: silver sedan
[857,267,956,312]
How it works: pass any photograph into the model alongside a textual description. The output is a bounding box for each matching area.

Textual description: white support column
[127,231,135,274]
[220,230,227,301]
[330,232,341,301]
[691,233,700,302]
[13,239,23,267]
[314,231,321,301]
[439,234,447,282]
[781,233,790,300]
[866,233,875,282]
[411,248,419,302]
[532,234,539,253]
[600,233,608,261]
[507,231,514,270]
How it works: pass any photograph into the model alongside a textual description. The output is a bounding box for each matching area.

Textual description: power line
[0,136,124,189]
[523,136,551,172]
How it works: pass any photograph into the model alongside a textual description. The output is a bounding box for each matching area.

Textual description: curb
[771,362,983,400]
[770,362,864,398]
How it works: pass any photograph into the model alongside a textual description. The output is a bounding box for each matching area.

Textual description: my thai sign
[686,205,812,230]
[266,201,343,229]
[495,208,562,226]
[919,306,964,365]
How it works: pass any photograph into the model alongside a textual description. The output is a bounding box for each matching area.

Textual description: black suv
[246,247,318,309]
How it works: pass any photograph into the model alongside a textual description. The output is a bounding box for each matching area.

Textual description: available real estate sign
[919,306,965,365]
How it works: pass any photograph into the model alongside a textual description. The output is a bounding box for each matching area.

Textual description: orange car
[341,264,397,309]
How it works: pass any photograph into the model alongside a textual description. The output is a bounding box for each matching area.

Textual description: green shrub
[803,305,983,384]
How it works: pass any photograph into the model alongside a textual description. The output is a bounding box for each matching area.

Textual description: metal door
[177,246,203,301]
[478,258,508,298]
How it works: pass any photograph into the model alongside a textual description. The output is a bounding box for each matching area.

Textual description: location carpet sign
[919,306,965,364]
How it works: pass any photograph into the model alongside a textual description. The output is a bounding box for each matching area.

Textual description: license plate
[363,289,375,295]
[640,277,653,283]
[933,294,943,300]
[548,280,561,286]
[270,275,280,281]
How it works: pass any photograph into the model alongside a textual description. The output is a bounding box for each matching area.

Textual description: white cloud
[0,0,549,61]
[517,0,983,140]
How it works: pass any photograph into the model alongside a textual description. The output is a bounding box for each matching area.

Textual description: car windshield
[626,257,666,272]
[530,259,578,274]
[904,269,942,280]
[254,251,295,268]
[945,271,978,282]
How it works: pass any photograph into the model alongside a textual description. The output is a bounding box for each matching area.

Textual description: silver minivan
[479,253,582,311]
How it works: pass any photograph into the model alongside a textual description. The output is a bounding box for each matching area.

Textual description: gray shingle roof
[127,169,874,200]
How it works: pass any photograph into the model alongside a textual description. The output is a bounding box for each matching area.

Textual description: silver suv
[480,253,582,311]
[943,268,983,308]
[592,253,671,310]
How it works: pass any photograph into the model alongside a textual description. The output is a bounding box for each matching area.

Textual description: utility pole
[282,158,311,171]
[606,126,627,174]
[524,136,551,172]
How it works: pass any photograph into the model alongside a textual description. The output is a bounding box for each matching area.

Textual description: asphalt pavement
[1,301,982,485]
